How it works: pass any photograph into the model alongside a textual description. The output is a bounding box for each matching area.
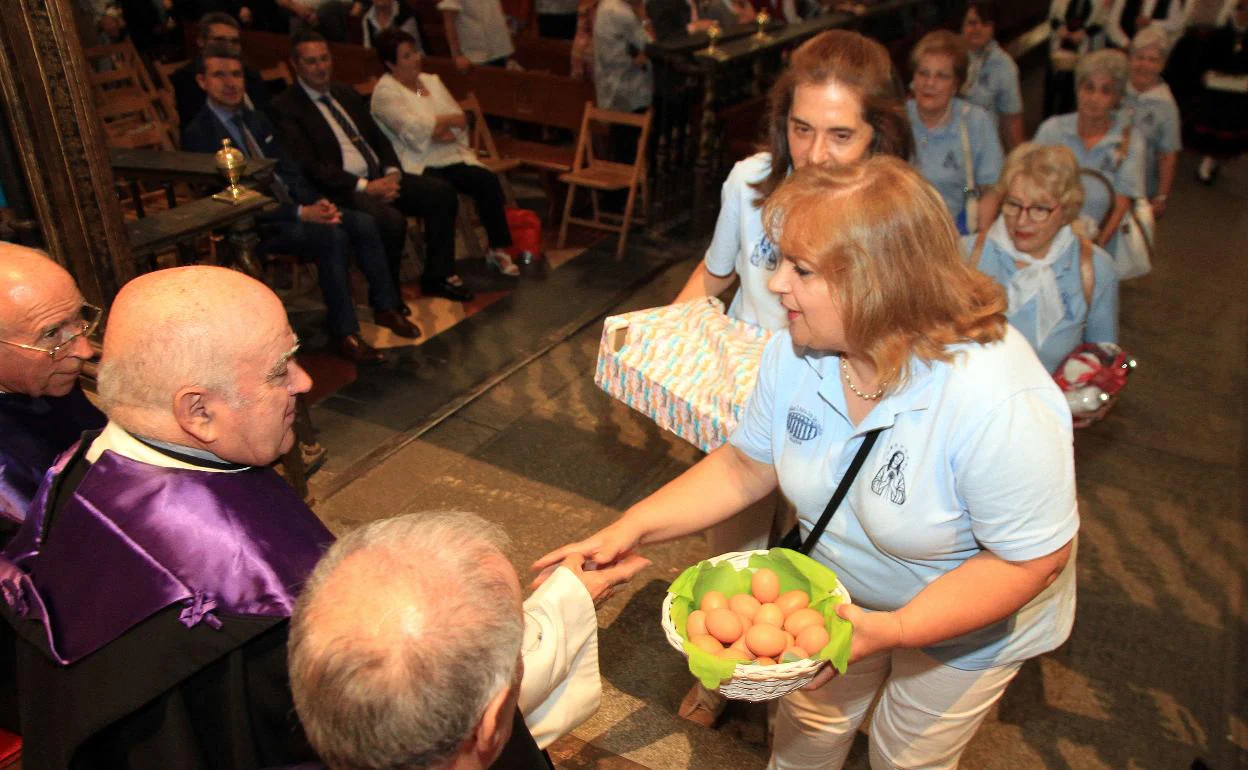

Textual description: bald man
[0,244,105,537]
[0,266,330,770]
[289,512,649,770]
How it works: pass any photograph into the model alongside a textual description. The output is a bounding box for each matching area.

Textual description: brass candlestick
[755,10,770,38]
[212,138,261,206]
[705,22,722,54]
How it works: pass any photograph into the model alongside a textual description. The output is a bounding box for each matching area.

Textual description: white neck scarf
[987,216,1076,348]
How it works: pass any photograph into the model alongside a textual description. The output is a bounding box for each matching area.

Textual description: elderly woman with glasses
[907,30,1005,234]
[537,157,1078,769]
[1034,49,1146,248]
[1124,26,1181,217]
[966,143,1119,374]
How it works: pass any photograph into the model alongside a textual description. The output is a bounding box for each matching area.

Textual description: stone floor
[305,146,1246,769]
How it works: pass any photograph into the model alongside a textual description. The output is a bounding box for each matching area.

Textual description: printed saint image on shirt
[786,406,820,443]
[870,447,907,505]
[749,235,779,271]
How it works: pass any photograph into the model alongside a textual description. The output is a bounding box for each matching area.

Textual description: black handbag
[778,429,883,555]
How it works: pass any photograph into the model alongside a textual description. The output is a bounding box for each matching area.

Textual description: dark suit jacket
[171,63,272,131]
[268,82,403,204]
[182,104,322,223]
[645,0,692,42]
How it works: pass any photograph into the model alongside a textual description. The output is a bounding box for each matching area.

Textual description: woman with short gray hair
[1125,25,1181,216]
[1033,49,1146,248]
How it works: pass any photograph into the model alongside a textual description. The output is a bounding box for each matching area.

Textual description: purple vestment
[1,445,332,664]
[0,388,105,524]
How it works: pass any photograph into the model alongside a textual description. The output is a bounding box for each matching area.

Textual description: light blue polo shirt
[963,41,1024,123]
[907,98,1004,227]
[1033,112,1146,226]
[730,328,1079,670]
[966,231,1119,373]
[1124,83,1182,198]
[703,153,788,332]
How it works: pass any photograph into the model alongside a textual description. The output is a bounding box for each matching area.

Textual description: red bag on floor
[504,207,542,266]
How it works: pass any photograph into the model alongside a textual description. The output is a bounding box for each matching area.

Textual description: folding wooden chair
[459,92,521,205]
[556,103,652,259]
[84,41,178,141]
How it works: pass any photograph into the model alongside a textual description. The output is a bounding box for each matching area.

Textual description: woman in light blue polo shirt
[668,28,914,727]
[960,1,1026,149]
[1124,25,1182,217]
[907,30,1005,235]
[536,158,1078,769]
[1033,49,1146,247]
[966,143,1119,373]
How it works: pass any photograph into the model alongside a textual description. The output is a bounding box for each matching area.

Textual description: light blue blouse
[1124,83,1182,198]
[1033,112,1146,226]
[907,98,1004,227]
[963,41,1024,123]
[967,232,1119,373]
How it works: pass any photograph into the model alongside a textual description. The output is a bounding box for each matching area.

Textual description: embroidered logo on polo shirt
[1099,155,1116,172]
[750,235,779,271]
[1141,111,1155,127]
[942,150,960,170]
[870,446,908,505]
[786,406,821,443]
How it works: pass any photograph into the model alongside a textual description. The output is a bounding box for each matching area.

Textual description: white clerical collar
[86,422,249,473]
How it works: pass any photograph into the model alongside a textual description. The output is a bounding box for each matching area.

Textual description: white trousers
[768,648,1022,770]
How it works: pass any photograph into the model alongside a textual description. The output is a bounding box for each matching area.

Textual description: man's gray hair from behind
[288,512,524,770]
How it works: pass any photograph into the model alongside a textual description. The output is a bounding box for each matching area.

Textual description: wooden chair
[258,61,294,87]
[84,41,178,140]
[97,92,183,217]
[353,75,380,97]
[459,92,521,205]
[556,104,652,259]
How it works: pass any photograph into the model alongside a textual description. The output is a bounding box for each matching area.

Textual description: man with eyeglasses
[170,12,273,128]
[0,265,330,768]
[0,244,105,540]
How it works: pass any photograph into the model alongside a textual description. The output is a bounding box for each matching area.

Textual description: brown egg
[754,603,784,627]
[784,608,824,636]
[700,591,728,613]
[785,631,796,647]
[750,568,781,603]
[686,610,708,638]
[730,636,751,654]
[744,624,787,658]
[780,646,810,663]
[753,656,777,666]
[737,612,753,633]
[775,589,811,617]
[718,647,751,662]
[728,593,761,620]
[705,608,743,645]
[690,634,724,655]
[796,624,830,655]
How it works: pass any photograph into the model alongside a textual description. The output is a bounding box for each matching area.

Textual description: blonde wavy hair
[762,157,1006,390]
[997,143,1085,225]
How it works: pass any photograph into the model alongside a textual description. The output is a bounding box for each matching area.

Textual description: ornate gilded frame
[0,0,134,305]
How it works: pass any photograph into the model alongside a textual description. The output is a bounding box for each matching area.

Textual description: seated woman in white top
[370,29,519,276]
[966,143,1119,374]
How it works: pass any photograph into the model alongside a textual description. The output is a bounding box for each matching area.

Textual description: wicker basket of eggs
[661,548,853,701]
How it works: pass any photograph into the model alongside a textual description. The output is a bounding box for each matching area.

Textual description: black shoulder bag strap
[783,428,884,555]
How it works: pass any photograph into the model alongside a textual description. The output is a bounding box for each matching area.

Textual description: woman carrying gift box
[536,157,1079,769]
[667,28,913,724]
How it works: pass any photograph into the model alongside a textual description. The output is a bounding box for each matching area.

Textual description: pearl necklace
[841,357,886,401]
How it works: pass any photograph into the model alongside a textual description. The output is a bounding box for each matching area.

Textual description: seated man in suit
[170,12,273,126]
[184,45,419,364]
[270,29,475,304]
[0,266,333,769]
[289,512,651,770]
[0,244,105,536]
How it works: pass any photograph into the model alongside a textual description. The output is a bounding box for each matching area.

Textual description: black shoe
[420,277,475,302]
[334,334,386,365]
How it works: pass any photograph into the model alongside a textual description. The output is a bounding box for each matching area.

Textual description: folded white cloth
[989,216,1075,350]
